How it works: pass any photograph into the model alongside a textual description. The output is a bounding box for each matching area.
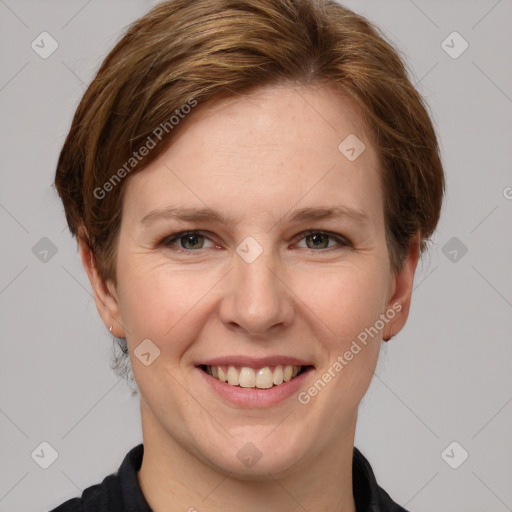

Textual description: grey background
[0,0,511,510]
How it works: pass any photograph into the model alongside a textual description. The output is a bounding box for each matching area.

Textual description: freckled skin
[81,84,419,512]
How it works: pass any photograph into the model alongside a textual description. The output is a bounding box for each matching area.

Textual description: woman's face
[89,84,417,476]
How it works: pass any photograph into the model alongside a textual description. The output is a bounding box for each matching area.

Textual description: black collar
[114,444,409,512]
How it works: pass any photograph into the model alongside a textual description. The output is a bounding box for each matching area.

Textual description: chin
[197,429,311,479]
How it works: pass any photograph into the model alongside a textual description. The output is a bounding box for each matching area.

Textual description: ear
[382,233,421,341]
[78,231,125,339]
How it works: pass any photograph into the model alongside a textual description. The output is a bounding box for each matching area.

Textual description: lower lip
[197,367,313,408]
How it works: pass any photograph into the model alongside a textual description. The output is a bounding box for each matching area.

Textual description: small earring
[109,325,128,354]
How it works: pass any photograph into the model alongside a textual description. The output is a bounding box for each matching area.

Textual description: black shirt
[48,444,410,511]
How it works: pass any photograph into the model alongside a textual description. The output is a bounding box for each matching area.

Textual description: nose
[218,244,295,337]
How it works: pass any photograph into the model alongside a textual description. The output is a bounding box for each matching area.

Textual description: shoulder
[48,472,122,512]
[47,445,145,512]
[353,446,410,512]
[375,485,410,512]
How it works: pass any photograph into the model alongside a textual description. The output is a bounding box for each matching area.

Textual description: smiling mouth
[199,364,313,389]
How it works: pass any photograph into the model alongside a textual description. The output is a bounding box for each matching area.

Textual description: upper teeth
[206,365,301,389]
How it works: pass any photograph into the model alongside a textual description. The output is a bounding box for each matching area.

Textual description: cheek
[297,266,386,415]
[294,260,389,341]
[117,256,219,349]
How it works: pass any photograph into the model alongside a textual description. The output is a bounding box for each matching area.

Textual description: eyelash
[158,230,352,254]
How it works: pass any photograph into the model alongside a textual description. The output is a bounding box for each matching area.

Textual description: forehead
[122,84,383,227]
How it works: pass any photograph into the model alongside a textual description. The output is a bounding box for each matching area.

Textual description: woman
[51,0,444,510]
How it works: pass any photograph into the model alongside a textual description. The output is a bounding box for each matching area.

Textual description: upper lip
[196,356,314,368]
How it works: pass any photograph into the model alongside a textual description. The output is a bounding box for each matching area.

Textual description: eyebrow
[140,205,370,228]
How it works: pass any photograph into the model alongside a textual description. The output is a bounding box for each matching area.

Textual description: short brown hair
[54,0,444,287]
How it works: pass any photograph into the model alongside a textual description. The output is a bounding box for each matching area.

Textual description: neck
[137,402,357,512]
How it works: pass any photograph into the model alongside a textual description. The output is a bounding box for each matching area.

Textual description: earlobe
[78,234,125,338]
[383,234,421,341]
